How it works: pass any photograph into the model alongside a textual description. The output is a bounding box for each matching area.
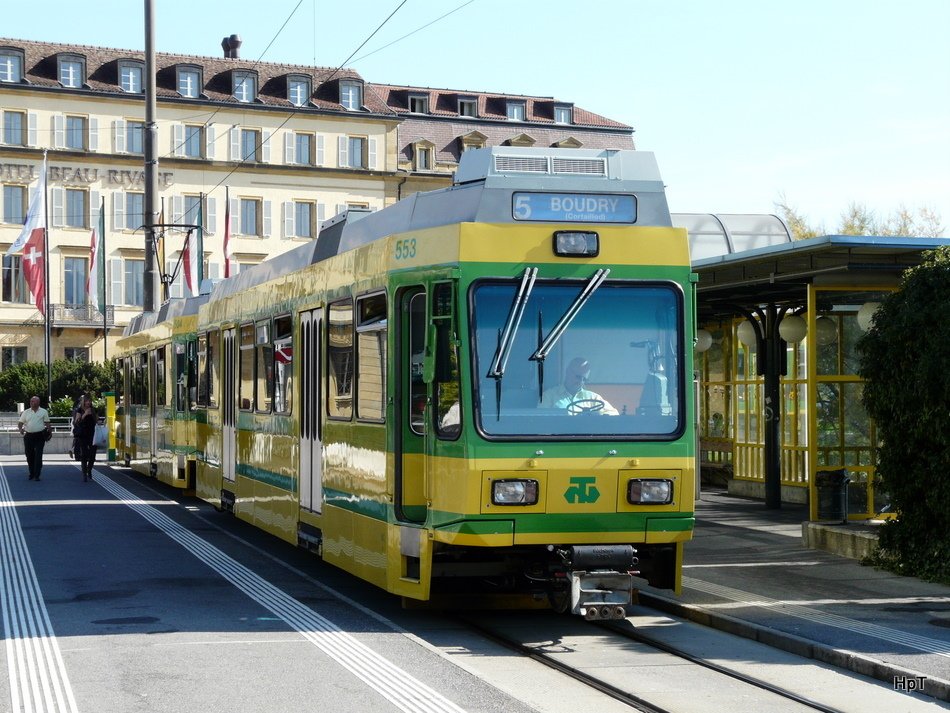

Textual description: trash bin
[816,469,850,524]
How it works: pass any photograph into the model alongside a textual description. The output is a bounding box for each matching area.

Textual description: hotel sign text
[0,161,174,187]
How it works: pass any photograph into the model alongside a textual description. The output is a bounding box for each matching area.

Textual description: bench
[699,437,734,485]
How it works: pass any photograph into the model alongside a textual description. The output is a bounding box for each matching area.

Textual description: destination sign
[512,192,637,223]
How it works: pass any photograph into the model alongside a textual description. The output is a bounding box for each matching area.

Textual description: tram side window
[274,315,292,414]
[356,293,386,422]
[255,320,273,413]
[135,353,147,406]
[208,329,218,408]
[155,346,167,408]
[175,343,187,412]
[407,292,426,435]
[197,334,209,406]
[327,300,353,419]
[187,338,198,411]
[239,323,254,410]
[433,282,461,438]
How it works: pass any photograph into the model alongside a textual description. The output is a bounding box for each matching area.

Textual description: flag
[223,187,232,278]
[22,221,46,316]
[86,202,106,315]
[182,235,198,296]
[6,157,47,257]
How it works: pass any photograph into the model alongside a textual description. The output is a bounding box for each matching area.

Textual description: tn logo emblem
[564,476,600,504]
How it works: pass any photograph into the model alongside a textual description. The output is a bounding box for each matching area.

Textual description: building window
[241,128,261,162]
[458,97,478,118]
[177,67,201,98]
[119,62,143,93]
[124,259,145,306]
[65,188,87,228]
[183,124,203,158]
[64,347,89,363]
[233,71,257,103]
[1,346,28,370]
[58,57,84,88]
[554,105,573,125]
[183,194,203,229]
[2,255,28,303]
[340,81,362,111]
[295,133,313,165]
[340,136,367,169]
[239,198,261,236]
[288,76,310,106]
[125,192,144,230]
[506,101,526,121]
[64,257,88,304]
[413,142,434,171]
[0,51,24,83]
[3,185,26,224]
[126,120,144,154]
[294,201,315,238]
[65,115,87,150]
[409,95,429,114]
[2,110,25,146]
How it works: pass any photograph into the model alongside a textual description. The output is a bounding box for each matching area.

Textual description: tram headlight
[491,479,540,506]
[553,231,599,257]
[627,479,673,505]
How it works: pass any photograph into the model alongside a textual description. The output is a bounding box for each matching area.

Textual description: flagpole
[100,196,107,363]
[198,193,204,288]
[42,150,51,405]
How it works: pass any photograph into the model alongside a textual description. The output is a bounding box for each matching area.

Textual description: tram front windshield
[472,279,682,439]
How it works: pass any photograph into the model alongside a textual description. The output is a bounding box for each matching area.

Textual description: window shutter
[229,127,240,161]
[229,199,239,234]
[206,197,216,235]
[27,113,37,147]
[205,124,216,160]
[172,123,184,157]
[171,195,183,224]
[90,190,100,229]
[53,115,65,149]
[111,258,123,306]
[88,118,99,151]
[368,138,377,170]
[208,262,220,280]
[113,192,124,232]
[316,135,325,165]
[282,201,293,238]
[317,203,326,227]
[262,201,272,237]
[336,203,346,217]
[167,259,182,299]
[338,136,347,168]
[261,130,271,163]
[114,120,127,153]
[51,188,65,227]
[284,132,295,164]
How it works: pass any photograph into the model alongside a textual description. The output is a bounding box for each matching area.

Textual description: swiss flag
[22,225,46,316]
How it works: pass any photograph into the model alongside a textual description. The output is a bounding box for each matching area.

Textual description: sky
[4,0,948,235]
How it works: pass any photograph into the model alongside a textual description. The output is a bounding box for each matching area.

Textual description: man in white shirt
[18,395,51,480]
[540,358,618,415]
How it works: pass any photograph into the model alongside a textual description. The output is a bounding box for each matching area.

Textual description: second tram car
[116,147,697,618]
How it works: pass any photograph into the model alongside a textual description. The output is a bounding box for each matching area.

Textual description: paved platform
[639,489,950,703]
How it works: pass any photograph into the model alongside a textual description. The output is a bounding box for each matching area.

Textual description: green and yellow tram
[122,147,697,618]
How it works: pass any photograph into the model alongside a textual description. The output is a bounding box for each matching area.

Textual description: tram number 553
[394,238,417,260]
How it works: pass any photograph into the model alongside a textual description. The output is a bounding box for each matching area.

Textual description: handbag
[93,423,107,448]
[45,429,52,442]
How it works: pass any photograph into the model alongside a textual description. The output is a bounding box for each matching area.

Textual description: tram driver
[540,357,618,415]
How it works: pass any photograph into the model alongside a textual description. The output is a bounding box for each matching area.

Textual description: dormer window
[177,66,202,98]
[119,61,144,93]
[458,130,487,153]
[340,80,362,111]
[506,101,526,122]
[288,75,311,107]
[458,97,478,118]
[0,49,25,83]
[58,55,85,88]
[554,105,573,125]
[408,94,429,114]
[412,139,435,171]
[233,70,257,103]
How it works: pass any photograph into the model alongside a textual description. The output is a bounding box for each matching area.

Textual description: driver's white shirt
[539,385,618,414]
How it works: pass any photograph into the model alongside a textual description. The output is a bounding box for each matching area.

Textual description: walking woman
[75,395,99,481]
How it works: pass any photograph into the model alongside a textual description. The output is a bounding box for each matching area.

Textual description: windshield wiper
[487,267,537,379]
[530,268,610,362]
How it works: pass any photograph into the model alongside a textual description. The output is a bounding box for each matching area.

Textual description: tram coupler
[560,545,637,620]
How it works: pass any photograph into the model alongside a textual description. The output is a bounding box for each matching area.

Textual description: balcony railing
[51,303,115,328]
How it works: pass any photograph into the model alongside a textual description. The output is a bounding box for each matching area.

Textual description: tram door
[395,289,428,524]
[222,328,236,483]
[299,310,323,513]
[148,349,159,461]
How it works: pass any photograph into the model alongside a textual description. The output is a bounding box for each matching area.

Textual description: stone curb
[637,591,950,703]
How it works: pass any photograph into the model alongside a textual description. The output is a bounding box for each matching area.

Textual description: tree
[857,246,950,583]
[776,197,944,240]
[0,359,118,411]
